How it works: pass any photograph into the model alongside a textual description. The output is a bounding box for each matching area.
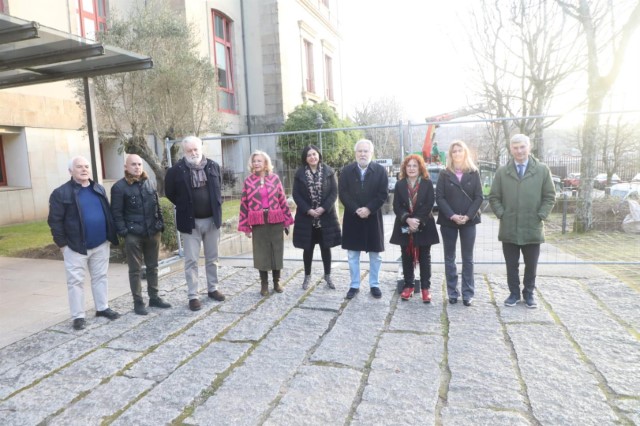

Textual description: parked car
[563,172,581,188]
[593,173,621,190]
[610,181,640,201]
[632,173,640,182]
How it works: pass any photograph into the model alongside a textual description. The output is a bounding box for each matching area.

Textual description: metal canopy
[0,13,153,89]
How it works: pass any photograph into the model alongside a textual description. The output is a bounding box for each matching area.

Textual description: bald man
[48,156,121,330]
[111,154,171,315]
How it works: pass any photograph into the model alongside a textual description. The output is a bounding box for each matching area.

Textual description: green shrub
[160,197,179,252]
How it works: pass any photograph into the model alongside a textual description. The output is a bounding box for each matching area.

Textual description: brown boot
[273,270,283,293]
[260,270,269,296]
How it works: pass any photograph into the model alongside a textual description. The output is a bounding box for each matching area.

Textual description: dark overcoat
[339,161,388,252]
[389,178,439,247]
[164,158,222,234]
[435,169,483,229]
[292,164,342,249]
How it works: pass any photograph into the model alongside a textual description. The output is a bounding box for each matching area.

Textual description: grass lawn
[0,220,53,257]
[222,198,240,222]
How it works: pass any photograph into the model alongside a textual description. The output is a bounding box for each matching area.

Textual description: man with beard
[339,139,389,299]
[165,136,225,311]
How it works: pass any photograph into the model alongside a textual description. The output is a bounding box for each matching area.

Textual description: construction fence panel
[168,113,640,267]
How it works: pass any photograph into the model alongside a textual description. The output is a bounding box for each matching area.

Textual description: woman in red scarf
[389,154,439,303]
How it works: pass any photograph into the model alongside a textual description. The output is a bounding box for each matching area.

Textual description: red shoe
[400,287,414,301]
[421,289,432,303]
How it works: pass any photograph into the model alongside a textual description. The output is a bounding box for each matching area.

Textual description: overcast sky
[338,2,640,122]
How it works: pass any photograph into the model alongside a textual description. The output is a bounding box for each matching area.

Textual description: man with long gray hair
[165,136,224,311]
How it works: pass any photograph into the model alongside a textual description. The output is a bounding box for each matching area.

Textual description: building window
[78,0,107,40]
[324,55,334,101]
[0,137,6,186]
[304,39,315,93]
[213,11,237,113]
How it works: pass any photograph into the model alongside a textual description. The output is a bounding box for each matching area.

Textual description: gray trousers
[63,241,110,319]
[182,217,220,300]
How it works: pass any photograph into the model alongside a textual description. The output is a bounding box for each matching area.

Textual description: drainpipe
[240,0,252,139]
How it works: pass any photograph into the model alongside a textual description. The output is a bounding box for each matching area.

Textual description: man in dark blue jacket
[111,154,171,315]
[48,156,121,330]
[165,136,224,311]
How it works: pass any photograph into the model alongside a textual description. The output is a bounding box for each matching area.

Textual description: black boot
[273,270,283,293]
[259,270,269,296]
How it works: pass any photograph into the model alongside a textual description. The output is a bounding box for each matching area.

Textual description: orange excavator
[422,104,485,163]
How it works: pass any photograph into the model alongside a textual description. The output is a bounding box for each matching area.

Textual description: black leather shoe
[96,308,120,320]
[134,302,148,315]
[449,298,458,304]
[346,287,359,299]
[370,287,382,299]
[208,290,226,301]
[463,299,473,307]
[73,318,86,330]
[149,297,171,308]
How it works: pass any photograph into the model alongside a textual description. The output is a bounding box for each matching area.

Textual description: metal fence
[167,112,640,267]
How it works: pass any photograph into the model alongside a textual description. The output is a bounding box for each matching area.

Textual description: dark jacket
[389,178,439,247]
[47,178,118,255]
[292,164,341,249]
[339,161,388,252]
[165,158,222,234]
[436,169,483,228]
[489,156,556,244]
[110,172,164,237]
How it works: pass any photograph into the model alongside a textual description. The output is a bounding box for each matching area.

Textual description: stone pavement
[1,253,639,424]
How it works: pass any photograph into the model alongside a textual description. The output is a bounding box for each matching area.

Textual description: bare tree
[557,0,640,231]
[352,96,403,163]
[467,0,582,159]
[600,114,640,183]
[78,0,221,195]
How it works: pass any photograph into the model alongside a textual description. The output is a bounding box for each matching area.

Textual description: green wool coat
[489,156,556,245]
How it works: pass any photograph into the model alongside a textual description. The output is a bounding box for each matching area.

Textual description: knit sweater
[238,173,294,233]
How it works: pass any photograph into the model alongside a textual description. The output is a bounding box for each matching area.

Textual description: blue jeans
[440,225,476,300]
[347,250,382,289]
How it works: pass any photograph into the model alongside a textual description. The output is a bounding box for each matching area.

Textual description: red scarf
[406,178,420,268]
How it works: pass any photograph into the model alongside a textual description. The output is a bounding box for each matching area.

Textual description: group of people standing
[48,132,554,331]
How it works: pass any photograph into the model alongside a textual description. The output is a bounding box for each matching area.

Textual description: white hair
[181,135,203,149]
[354,139,374,152]
[510,134,530,146]
[68,156,89,171]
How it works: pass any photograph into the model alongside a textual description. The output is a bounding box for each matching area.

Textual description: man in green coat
[489,134,556,308]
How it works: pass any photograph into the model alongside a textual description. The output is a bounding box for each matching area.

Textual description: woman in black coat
[436,140,483,306]
[389,154,440,303]
[292,145,341,290]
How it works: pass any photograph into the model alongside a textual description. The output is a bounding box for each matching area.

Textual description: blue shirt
[77,186,107,249]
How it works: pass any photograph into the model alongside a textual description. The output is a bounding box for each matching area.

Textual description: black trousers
[303,227,332,275]
[125,233,161,303]
[401,244,432,289]
[502,242,540,297]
